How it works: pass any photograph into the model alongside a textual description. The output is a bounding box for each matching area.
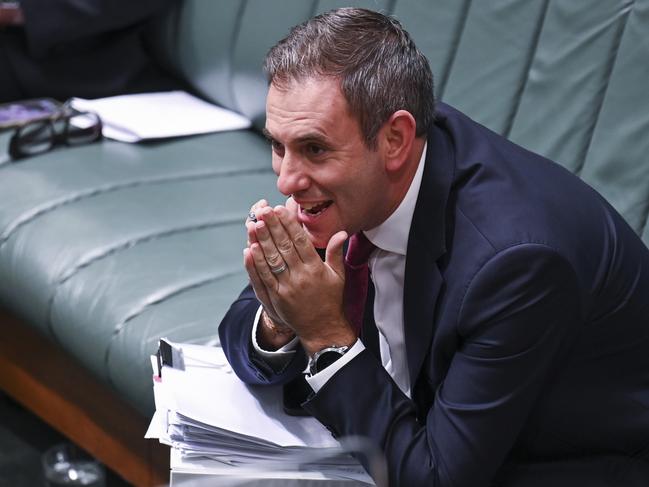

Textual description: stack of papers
[146,340,375,485]
[70,91,251,143]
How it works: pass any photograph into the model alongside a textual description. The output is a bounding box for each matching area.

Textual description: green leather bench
[1,1,647,485]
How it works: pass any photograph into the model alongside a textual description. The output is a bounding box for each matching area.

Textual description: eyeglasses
[8,103,102,160]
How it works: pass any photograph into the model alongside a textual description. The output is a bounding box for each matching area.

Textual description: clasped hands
[244,198,356,356]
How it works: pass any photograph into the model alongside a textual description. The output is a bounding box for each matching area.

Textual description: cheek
[350,167,382,199]
[335,177,375,218]
[353,172,389,221]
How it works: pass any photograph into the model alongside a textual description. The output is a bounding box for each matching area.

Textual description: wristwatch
[307,345,349,376]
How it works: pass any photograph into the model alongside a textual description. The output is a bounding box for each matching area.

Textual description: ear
[379,110,417,173]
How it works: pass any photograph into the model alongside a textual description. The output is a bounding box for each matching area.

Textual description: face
[265,77,391,248]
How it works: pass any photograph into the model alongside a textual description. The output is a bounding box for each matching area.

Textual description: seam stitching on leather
[226,0,248,113]
[0,166,270,247]
[45,217,243,341]
[575,0,635,176]
[437,0,472,100]
[503,0,551,139]
[104,269,244,388]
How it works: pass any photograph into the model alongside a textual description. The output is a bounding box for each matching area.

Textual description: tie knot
[345,232,376,267]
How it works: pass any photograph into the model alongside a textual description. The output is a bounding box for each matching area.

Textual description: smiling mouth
[300,200,333,216]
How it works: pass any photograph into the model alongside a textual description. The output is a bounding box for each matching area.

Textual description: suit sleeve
[302,244,583,487]
[218,284,307,385]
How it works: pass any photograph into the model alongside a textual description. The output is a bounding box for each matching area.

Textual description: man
[219,8,649,487]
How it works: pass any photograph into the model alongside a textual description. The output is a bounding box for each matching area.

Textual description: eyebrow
[262,128,275,142]
[295,133,331,146]
[263,128,332,147]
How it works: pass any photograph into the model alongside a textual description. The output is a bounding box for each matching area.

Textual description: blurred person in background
[0,0,179,103]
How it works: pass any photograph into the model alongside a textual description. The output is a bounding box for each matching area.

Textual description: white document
[161,346,338,449]
[169,448,374,484]
[147,341,375,485]
[70,91,251,143]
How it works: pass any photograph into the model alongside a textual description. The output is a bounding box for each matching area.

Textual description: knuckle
[294,232,309,247]
[277,240,293,254]
[266,254,282,266]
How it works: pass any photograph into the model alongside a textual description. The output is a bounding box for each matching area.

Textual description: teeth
[299,200,332,216]
[301,202,324,211]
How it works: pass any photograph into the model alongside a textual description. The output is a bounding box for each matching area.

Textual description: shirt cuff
[305,339,365,393]
[251,306,298,368]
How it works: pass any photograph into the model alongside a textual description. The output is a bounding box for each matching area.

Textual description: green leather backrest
[149,0,242,110]
[579,1,649,239]
[152,0,649,243]
[151,0,390,126]
[405,0,649,240]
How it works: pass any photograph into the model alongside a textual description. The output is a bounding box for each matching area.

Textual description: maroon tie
[343,232,376,335]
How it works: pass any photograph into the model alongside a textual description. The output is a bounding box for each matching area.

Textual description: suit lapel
[404,119,455,385]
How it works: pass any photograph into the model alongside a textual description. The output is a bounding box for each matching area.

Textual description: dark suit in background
[0,0,178,103]
[220,103,649,486]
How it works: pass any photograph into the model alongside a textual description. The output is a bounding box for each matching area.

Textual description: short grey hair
[264,7,435,149]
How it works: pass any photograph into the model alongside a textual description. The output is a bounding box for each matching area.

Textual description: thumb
[325,230,348,278]
[285,196,299,216]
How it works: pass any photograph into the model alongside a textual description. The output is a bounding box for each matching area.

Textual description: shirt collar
[364,141,427,255]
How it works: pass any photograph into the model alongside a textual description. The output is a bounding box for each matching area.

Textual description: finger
[286,196,299,216]
[325,230,348,279]
[246,199,269,245]
[275,205,320,265]
[254,220,288,274]
[244,248,273,306]
[251,199,269,212]
[246,220,258,247]
[247,199,269,223]
[250,241,280,288]
[260,206,300,268]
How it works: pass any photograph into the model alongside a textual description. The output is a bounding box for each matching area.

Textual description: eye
[270,139,285,157]
[306,144,326,156]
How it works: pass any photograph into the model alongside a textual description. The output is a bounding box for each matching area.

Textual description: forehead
[265,77,357,141]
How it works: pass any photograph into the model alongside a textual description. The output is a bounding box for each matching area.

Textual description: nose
[275,152,310,196]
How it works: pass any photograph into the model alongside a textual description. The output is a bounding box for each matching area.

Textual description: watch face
[314,350,343,374]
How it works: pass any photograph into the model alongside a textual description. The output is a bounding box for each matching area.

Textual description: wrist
[307,345,350,376]
[256,310,295,350]
[300,324,356,358]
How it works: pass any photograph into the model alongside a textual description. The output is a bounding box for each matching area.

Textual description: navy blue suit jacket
[219,104,649,487]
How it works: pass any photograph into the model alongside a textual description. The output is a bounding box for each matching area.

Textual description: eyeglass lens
[15,121,54,156]
[9,109,102,159]
[67,112,102,145]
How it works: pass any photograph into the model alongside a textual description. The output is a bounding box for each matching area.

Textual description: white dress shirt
[252,143,427,398]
